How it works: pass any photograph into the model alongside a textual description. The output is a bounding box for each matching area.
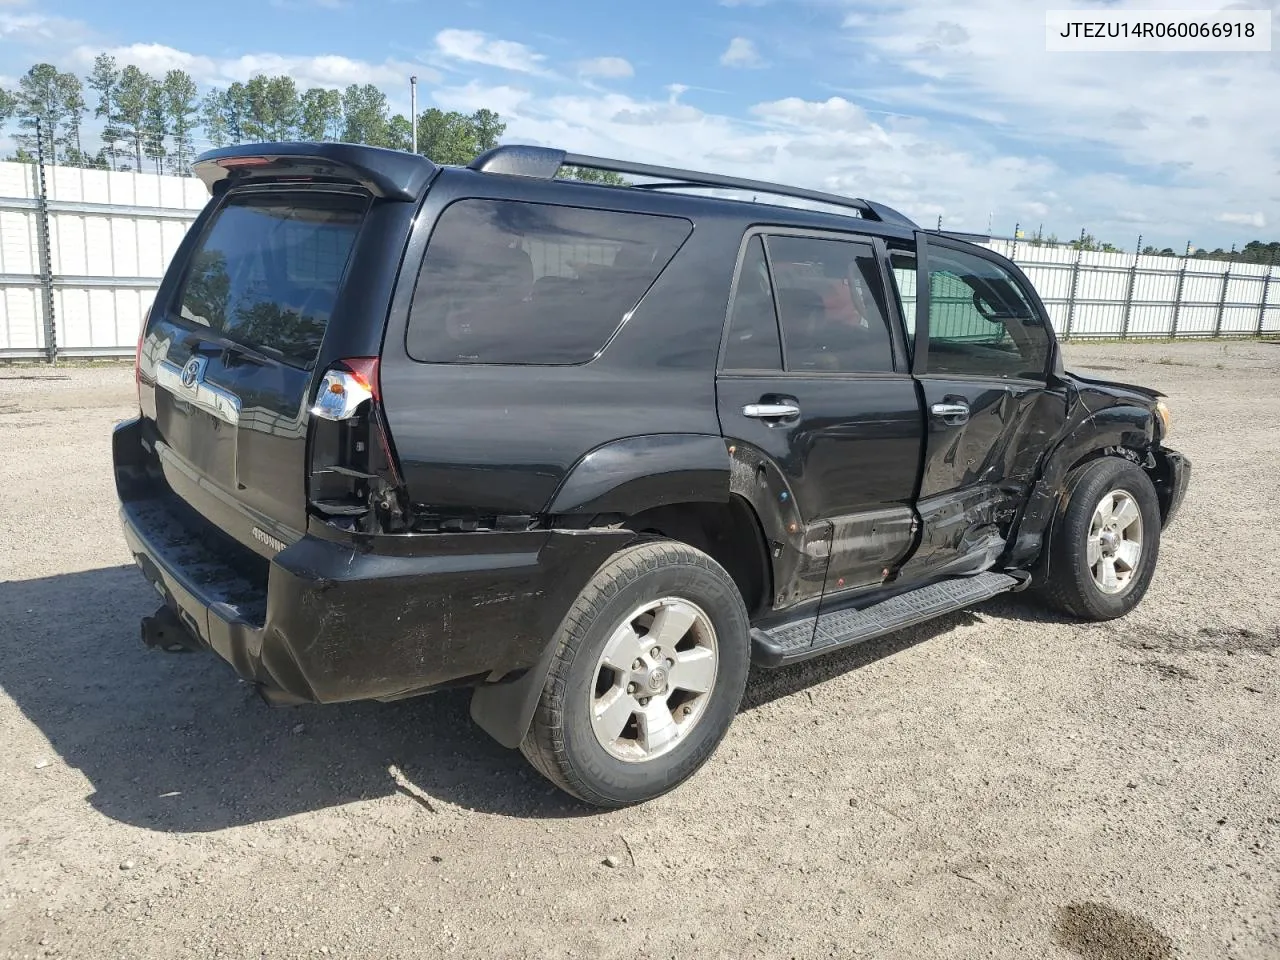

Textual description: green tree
[200,88,229,148]
[87,54,122,169]
[299,87,343,141]
[341,83,390,146]
[243,74,274,140]
[470,108,504,153]
[55,72,86,163]
[143,80,168,173]
[264,76,300,140]
[0,88,15,136]
[387,113,413,152]
[222,83,251,144]
[115,65,153,170]
[15,64,65,161]
[162,69,199,172]
[415,108,475,163]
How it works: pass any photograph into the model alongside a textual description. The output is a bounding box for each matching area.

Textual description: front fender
[1009,403,1157,569]
[544,434,731,517]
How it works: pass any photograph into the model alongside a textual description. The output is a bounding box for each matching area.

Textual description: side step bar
[751,571,1025,668]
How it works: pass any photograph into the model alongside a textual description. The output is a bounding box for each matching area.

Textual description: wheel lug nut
[665,658,674,668]
[650,647,661,658]
[626,682,638,694]
[639,697,650,706]
[632,659,643,671]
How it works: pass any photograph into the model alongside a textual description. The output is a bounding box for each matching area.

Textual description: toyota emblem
[180,356,205,390]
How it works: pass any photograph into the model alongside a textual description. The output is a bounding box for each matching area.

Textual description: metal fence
[2,154,1279,361]
[988,238,1280,340]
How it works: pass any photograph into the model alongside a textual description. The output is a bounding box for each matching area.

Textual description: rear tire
[1036,457,1162,621]
[520,540,751,808]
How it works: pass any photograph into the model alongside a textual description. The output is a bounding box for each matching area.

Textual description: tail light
[135,304,151,408]
[307,357,407,533]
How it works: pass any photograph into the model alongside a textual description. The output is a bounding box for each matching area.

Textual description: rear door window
[764,234,897,373]
[176,191,367,368]
[406,199,693,365]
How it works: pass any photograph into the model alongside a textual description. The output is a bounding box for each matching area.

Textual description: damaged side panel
[907,380,1070,580]
[727,441,829,613]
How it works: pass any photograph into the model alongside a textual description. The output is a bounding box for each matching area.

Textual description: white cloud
[841,0,1280,243]
[68,43,437,90]
[0,10,92,42]
[720,37,765,68]
[1216,212,1267,229]
[434,29,547,75]
[577,56,634,79]
[751,96,872,132]
[432,81,533,119]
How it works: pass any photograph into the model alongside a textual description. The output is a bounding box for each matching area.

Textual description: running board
[751,571,1023,668]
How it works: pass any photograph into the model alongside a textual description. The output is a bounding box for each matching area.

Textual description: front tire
[1037,457,1162,621]
[520,540,751,807]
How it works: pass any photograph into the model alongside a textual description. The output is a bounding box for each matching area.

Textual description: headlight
[1155,400,1172,438]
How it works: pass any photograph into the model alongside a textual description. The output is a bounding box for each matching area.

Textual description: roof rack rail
[468,144,918,229]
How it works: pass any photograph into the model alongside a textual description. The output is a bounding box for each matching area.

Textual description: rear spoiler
[193,142,438,202]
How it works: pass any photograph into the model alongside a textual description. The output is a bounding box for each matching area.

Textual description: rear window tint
[175,191,366,368]
[406,199,692,365]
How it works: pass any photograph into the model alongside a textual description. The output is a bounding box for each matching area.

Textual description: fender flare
[472,434,731,750]
[545,433,731,517]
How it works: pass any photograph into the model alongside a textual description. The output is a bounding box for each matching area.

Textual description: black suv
[114,142,1190,807]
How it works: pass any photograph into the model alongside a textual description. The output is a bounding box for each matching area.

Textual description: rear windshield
[174,191,367,368]
[406,199,693,365]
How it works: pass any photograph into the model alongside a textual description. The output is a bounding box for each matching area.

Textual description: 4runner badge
[252,527,287,553]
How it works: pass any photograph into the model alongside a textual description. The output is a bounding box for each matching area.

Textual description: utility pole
[410,76,418,154]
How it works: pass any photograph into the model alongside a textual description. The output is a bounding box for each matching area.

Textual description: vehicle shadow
[0,565,587,832]
[1,566,1055,832]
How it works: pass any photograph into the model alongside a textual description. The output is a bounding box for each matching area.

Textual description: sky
[1,0,1277,250]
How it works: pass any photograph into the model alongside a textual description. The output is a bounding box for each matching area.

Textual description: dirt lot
[1,340,1277,960]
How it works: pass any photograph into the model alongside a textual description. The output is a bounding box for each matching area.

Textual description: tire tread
[519,541,735,807]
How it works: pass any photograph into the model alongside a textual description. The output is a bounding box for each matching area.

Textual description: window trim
[403,195,695,367]
[717,225,911,376]
[916,233,1058,383]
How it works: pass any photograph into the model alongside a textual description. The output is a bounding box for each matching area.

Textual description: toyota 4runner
[114,142,1191,807]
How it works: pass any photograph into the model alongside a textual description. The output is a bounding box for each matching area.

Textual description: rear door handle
[930,401,970,426]
[743,402,801,420]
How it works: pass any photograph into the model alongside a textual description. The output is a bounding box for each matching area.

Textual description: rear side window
[406,199,692,365]
[176,191,366,368]
[722,236,782,370]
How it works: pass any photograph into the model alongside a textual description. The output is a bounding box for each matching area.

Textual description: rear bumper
[114,413,630,705]
[120,495,629,705]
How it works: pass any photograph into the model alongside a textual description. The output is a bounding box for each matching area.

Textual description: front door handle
[930,401,970,426]
[743,401,801,420]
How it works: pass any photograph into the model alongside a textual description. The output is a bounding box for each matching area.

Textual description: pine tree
[87,54,122,169]
[143,81,168,174]
[115,65,153,171]
[162,69,198,173]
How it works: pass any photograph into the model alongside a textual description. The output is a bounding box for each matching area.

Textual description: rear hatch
[137,146,433,556]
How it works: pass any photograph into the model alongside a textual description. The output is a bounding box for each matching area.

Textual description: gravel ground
[0,340,1277,960]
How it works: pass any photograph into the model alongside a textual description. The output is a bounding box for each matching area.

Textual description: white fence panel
[3,159,1280,357]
